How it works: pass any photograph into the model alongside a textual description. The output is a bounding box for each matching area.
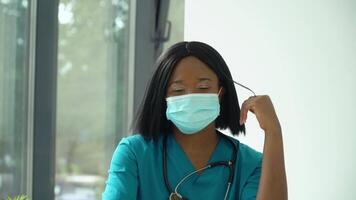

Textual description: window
[0,0,184,198]
[55,0,133,199]
[162,0,185,51]
[0,0,30,197]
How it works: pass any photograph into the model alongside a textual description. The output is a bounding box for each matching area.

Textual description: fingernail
[239,119,242,125]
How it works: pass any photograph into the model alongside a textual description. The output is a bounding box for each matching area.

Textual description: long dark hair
[134,41,245,140]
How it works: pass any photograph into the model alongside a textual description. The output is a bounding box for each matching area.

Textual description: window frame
[28,0,171,199]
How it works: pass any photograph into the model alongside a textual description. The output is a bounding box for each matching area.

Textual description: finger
[242,99,256,124]
[240,98,254,125]
[246,96,259,114]
[245,104,256,123]
[239,101,246,125]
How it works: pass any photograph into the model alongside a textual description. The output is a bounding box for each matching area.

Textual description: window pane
[162,0,185,50]
[0,0,29,197]
[55,0,132,199]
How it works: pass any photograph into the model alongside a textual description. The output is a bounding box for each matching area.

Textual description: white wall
[185,0,356,199]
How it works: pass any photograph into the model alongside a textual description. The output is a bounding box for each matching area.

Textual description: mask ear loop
[232,80,256,97]
[218,87,222,96]
[220,71,257,97]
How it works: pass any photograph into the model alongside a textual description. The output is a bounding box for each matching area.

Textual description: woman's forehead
[169,56,218,82]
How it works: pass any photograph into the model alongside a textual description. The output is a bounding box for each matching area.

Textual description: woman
[102,41,288,199]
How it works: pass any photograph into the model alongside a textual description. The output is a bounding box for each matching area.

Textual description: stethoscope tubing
[162,131,240,199]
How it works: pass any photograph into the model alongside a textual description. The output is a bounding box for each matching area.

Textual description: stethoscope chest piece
[169,193,188,200]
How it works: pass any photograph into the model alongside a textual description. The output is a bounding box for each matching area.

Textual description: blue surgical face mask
[166,88,221,134]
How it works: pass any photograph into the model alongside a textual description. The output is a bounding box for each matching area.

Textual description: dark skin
[166,56,288,200]
[166,56,223,174]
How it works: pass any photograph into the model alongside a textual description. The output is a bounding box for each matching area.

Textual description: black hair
[133,41,246,140]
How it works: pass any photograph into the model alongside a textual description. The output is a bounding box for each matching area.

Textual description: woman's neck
[173,123,219,153]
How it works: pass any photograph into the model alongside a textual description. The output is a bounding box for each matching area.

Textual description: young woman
[102,41,288,200]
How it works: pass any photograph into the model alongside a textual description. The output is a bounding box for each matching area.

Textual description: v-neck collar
[168,132,223,178]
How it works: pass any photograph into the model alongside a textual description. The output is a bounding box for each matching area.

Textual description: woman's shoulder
[116,133,163,157]
[119,133,147,146]
[225,135,262,167]
[239,142,263,163]
[224,135,263,187]
[120,133,162,146]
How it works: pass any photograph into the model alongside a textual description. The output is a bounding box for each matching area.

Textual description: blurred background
[0,0,355,199]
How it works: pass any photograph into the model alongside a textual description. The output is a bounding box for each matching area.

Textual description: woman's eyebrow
[172,80,183,83]
[169,78,211,86]
[198,77,212,82]
[169,80,183,87]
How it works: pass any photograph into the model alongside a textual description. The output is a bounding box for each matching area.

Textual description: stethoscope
[163,131,240,200]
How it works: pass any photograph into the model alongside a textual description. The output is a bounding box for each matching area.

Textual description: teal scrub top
[102,133,262,200]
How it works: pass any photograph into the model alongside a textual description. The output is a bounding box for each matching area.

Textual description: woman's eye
[198,86,210,89]
[172,88,184,93]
